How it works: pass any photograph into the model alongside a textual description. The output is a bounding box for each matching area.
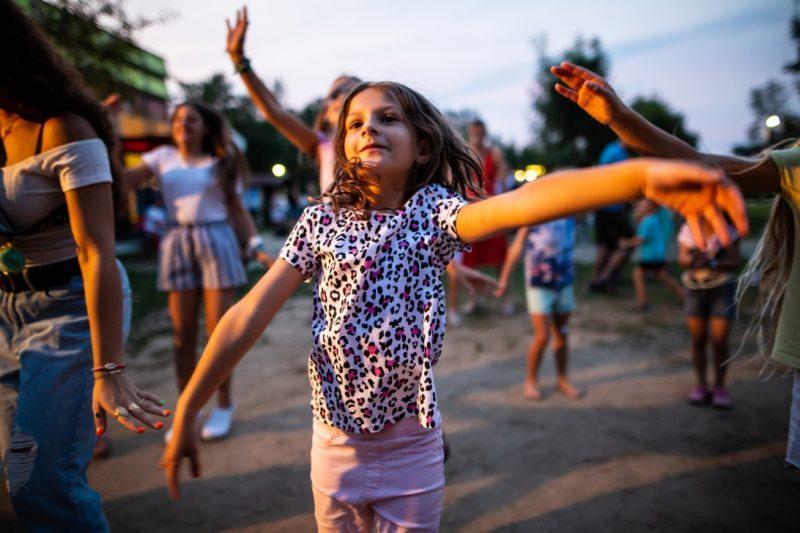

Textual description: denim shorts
[0,273,109,531]
[684,282,736,320]
[788,370,800,469]
[525,285,576,315]
[158,221,246,292]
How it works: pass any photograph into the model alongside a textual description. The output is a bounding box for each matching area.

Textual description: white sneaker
[201,405,236,441]
[164,413,202,444]
[449,310,463,327]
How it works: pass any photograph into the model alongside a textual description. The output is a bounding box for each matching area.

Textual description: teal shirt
[636,212,668,262]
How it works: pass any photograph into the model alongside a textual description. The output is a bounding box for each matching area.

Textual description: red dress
[462,149,507,268]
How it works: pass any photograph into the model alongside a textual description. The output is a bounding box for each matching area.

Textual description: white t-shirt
[0,139,112,267]
[142,145,235,225]
[279,184,469,433]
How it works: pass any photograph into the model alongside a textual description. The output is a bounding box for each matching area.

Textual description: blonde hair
[736,139,799,360]
[325,81,483,212]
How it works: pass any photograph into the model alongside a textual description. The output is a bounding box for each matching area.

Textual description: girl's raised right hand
[225,6,249,62]
[550,62,626,126]
[160,411,201,500]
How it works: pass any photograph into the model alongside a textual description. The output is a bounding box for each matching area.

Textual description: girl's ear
[415,138,432,165]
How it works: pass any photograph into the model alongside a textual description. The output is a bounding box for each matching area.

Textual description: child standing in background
[678,221,740,408]
[622,199,683,311]
[497,217,582,400]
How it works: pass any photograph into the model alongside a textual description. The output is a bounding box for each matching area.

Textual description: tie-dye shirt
[524,218,575,290]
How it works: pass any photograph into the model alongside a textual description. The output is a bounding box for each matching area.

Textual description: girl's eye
[348,120,362,130]
[382,115,397,123]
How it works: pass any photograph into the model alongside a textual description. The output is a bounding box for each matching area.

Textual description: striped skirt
[157,221,247,292]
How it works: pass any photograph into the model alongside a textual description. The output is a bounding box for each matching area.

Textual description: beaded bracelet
[93,362,126,373]
[95,369,124,380]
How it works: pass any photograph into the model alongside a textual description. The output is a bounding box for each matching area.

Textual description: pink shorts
[310,417,445,532]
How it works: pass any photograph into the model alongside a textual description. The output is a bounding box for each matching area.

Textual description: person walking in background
[497,216,582,400]
[120,101,271,442]
[589,140,636,293]
[448,119,511,324]
[620,199,684,312]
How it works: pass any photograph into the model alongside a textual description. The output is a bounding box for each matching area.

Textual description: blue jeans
[789,370,800,469]
[0,274,109,532]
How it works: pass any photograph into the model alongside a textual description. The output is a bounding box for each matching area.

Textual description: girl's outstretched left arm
[456,158,748,250]
[161,259,304,499]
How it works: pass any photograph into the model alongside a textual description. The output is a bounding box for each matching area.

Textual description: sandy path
[89,290,799,532]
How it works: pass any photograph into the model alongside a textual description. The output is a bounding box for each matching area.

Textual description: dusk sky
[133,0,795,154]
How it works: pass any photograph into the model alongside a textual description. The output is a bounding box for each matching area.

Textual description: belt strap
[0,257,81,293]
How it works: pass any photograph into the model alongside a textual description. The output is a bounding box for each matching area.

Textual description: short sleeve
[40,139,112,192]
[278,206,320,279]
[771,148,800,209]
[140,145,176,178]
[428,186,470,263]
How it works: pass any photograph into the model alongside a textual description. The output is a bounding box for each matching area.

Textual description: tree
[529,36,702,168]
[630,95,698,147]
[23,0,174,98]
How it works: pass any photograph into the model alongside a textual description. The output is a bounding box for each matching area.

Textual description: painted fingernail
[159,400,166,406]
[96,427,105,437]
[137,426,145,434]
[155,422,164,430]
[164,410,172,416]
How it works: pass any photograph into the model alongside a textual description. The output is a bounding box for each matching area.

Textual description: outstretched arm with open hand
[456,158,748,252]
[550,61,780,195]
[160,259,304,499]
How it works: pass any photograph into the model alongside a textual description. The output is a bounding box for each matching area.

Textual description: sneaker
[711,387,732,410]
[448,310,463,328]
[687,385,710,406]
[164,413,201,444]
[201,405,236,441]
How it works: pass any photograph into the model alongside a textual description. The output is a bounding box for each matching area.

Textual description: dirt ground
[84,275,800,533]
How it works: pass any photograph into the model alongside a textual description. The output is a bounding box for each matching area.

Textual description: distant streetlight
[765,115,781,129]
[271,163,287,178]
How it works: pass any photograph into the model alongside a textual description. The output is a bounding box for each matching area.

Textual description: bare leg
[599,247,631,285]
[552,313,581,399]
[657,269,685,303]
[686,316,708,388]
[709,317,731,389]
[632,266,648,308]
[168,290,202,392]
[592,245,611,282]
[525,314,551,399]
[203,288,237,408]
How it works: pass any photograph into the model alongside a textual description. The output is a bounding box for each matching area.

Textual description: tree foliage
[24,0,174,98]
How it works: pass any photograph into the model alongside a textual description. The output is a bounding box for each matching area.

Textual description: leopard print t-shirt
[279,184,469,433]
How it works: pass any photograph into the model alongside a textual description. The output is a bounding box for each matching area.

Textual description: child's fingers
[550,66,581,90]
[560,61,599,82]
[189,451,202,479]
[94,405,107,437]
[225,18,232,32]
[554,84,578,102]
[112,407,146,434]
[685,214,708,251]
[164,459,181,500]
[719,183,749,237]
[703,205,731,247]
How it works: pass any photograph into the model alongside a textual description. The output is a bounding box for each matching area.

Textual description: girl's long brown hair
[171,102,248,211]
[736,140,799,362]
[0,0,120,188]
[326,81,484,211]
